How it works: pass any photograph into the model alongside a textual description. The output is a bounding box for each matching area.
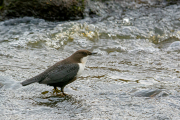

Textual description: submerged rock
[0,0,85,21]
[167,41,180,51]
[133,89,168,98]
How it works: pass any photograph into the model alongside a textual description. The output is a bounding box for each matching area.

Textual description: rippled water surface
[1,2,180,120]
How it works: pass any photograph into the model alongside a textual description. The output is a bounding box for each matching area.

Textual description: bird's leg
[53,86,61,94]
[61,86,68,96]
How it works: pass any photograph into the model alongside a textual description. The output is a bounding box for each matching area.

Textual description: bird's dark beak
[90,52,97,55]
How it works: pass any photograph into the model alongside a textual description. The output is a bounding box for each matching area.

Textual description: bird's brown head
[70,50,97,63]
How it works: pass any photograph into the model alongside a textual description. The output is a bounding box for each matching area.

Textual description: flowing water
[0,1,180,120]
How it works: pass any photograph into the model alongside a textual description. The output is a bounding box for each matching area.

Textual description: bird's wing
[39,63,79,84]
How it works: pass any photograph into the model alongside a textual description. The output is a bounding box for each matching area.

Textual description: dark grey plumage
[21,50,97,95]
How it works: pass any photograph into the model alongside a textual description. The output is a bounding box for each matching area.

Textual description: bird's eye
[82,52,87,55]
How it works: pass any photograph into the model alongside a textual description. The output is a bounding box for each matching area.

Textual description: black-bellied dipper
[21,50,97,95]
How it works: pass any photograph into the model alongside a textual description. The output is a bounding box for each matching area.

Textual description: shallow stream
[0,1,180,119]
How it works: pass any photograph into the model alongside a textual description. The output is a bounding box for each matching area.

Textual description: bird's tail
[21,76,40,86]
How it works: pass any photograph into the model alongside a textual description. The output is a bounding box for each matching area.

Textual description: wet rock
[0,0,85,21]
[1,0,179,21]
[167,41,180,51]
[85,0,180,20]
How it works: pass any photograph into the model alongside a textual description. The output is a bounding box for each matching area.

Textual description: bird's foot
[53,89,68,96]
[53,88,61,94]
[62,92,68,96]
[55,92,68,97]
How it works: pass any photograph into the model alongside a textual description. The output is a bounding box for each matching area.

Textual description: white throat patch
[81,56,88,64]
[76,56,88,77]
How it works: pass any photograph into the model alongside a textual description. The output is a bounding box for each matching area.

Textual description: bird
[21,49,97,96]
